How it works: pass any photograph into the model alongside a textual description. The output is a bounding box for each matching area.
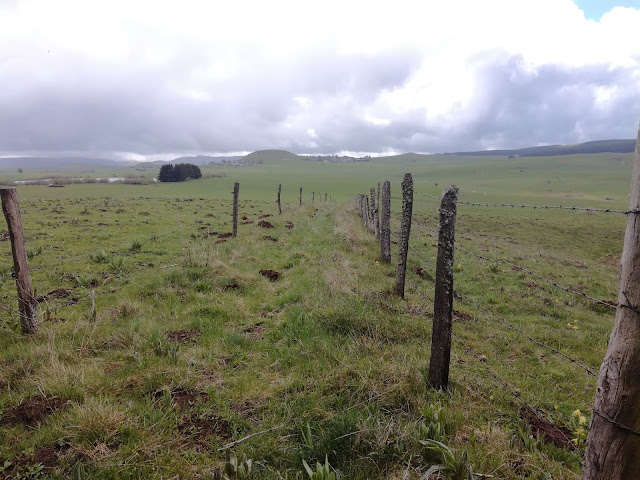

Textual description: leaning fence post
[428,185,459,390]
[277,184,282,215]
[299,187,302,207]
[232,182,239,237]
[380,180,391,263]
[0,188,38,335]
[395,174,413,297]
[582,122,640,479]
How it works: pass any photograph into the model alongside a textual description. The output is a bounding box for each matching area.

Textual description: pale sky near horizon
[1,0,639,160]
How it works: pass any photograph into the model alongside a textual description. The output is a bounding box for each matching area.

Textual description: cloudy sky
[1,0,639,160]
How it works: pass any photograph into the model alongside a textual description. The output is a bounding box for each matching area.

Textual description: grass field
[0,152,631,479]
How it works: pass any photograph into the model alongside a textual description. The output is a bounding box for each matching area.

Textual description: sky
[1,0,639,160]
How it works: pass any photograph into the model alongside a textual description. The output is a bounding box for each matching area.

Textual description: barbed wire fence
[355,174,628,451]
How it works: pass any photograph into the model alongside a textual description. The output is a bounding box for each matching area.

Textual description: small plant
[195,280,212,292]
[149,332,180,363]
[569,409,589,448]
[215,453,252,480]
[108,256,129,274]
[512,419,544,453]
[300,422,314,450]
[90,250,110,264]
[0,264,11,283]
[488,263,500,274]
[303,456,340,480]
[420,440,476,480]
[26,245,43,260]
[129,241,142,252]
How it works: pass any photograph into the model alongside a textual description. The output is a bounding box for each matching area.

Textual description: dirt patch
[453,310,475,321]
[36,288,76,303]
[1,397,71,427]
[221,283,241,292]
[138,211,150,216]
[178,413,233,450]
[218,232,233,239]
[258,220,274,228]
[242,322,266,339]
[285,221,294,229]
[241,216,248,220]
[241,220,254,225]
[115,208,126,213]
[167,328,201,344]
[154,387,208,409]
[412,265,430,278]
[258,214,272,219]
[259,269,280,281]
[205,213,215,217]
[96,222,109,226]
[520,407,576,450]
[215,239,227,244]
[524,282,542,290]
[262,236,277,242]
[4,443,69,477]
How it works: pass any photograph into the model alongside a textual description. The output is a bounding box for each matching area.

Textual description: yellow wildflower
[579,415,587,425]
[573,409,581,418]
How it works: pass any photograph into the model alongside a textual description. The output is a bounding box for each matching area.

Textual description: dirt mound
[412,265,429,277]
[453,310,475,321]
[242,322,266,339]
[167,329,201,343]
[178,413,233,450]
[262,236,277,242]
[218,232,233,239]
[215,239,227,244]
[154,387,208,409]
[4,443,69,477]
[520,407,576,450]
[285,221,294,229]
[221,283,241,291]
[259,269,280,281]
[258,221,274,228]
[36,288,76,303]
[1,397,71,427]
[258,214,273,219]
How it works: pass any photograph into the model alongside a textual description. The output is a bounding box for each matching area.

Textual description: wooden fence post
[312,192,315,204]
[277,184,282,215]
[582,123,640,479]
[232,182,239,238]
[380,180,391,263]
[395,174,413,297]
[324,193,327,202]
[0,188,38,335]
[376,182,381,239]
[365,196,370,228]
[428,186,459,390]
[370,187,377,235]
[299,187,302,207]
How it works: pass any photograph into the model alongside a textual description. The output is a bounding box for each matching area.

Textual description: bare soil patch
[4,443,69,477]
[218,232,233,239]
[36,288,76,303]
[262,235,277,242]
[154,387,208,409]
[258,220,274,228]
[221,283,241,292]
[285,221,294,229]
[520,407,576,450]
[453,310,475,321]
[259,269,280,281]
[178,413,233,450]
[243,322,266,339]
[167,328,201,344]
[1,396,71,427]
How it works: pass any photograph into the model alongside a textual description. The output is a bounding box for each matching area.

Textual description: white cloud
[0,0,639,157]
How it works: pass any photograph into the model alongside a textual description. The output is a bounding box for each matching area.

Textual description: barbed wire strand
[415,191,637,214]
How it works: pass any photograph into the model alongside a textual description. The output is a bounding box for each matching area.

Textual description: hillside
[450,139,635,157]
[0,157,130,171]
[241,150,301,164]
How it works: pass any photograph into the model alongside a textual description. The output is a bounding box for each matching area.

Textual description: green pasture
[0,151,632,479]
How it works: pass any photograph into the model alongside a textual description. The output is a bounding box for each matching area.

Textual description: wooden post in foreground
[394,173,413,297]
[380,180,391,263]
[428,186,459,390]
[370,187,377,235]
[299,187,302,207]
[582,123,640,479]
[0,188,38,335]
[277,184,282,215]
[232,182,239,237]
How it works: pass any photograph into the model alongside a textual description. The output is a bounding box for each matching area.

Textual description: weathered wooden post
[312,192,315,204]
[324,193,327,202]
[299,187,302,207]
[395,174,413,297]
[364,196,370,228]
[376,182,381,239]
[232,182,239,237]
[277,184,282,215]
[428,186,459,390]
[380,180,391,263]
[0,188,38,335]
[370,187,377,234]
[582,123,640,479]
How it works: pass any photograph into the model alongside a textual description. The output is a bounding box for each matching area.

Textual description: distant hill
[0,157,131,170]
[144,155,243,167]
[241,150,301,164]
[450,139,636,157]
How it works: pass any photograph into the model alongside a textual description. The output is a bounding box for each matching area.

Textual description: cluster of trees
[158,163,202,182]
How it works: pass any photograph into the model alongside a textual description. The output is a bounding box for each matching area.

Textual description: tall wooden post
[370,187,377,235]
[324,193,327,202]
[395,174,413,297]
[312,192,315,204]
[299,187,302,207]
[428,186,459,389]
[0,188,38,335]
[232,182,239,238]
[582,123,640,479]
[277,184,282,215]
[376,182,381,239]
[380,180,391,263]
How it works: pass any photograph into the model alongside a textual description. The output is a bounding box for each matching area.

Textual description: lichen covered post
[428,186,459,390]
[0,188,38,335]
[277,184,282,215]
[394,174,413,297]
[232,182,239,237]
[380,180,391,263]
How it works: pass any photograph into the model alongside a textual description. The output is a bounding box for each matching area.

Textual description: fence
[354,129,640,477]
[0,184,336,335]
